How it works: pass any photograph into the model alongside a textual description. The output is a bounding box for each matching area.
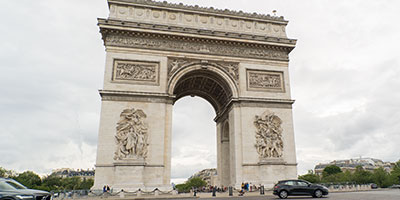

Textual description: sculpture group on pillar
[114,108,149,160]
[254,110,284,158]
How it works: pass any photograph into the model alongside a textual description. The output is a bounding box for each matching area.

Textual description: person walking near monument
[239,183,245,196]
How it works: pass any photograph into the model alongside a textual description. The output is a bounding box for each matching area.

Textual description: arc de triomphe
[93,0,297,191]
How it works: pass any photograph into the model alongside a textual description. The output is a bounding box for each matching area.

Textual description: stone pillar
[217,119,231,188]
[229,106,243,189]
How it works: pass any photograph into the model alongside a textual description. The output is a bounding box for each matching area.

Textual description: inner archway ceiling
[173,70,233,114]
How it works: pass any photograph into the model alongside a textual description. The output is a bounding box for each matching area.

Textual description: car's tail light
[274,185,279,189]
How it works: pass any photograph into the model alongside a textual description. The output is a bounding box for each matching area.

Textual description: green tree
[371,167,392,188]
[175,183,191,193]
[298,170,320,183]
[0,167,7,177]
[321,173,344,183]
[78,178,94,190]
[41,175,63,191]
[61,177,82,190]
[0,167,15,178]
[322,165,342,177]
[175,177,207,193]
[14,171,42,189]
[390,160,400,184]
[320,165,344,184]
[341,170,353,183]
[353,166,372,184]
[186,177,207,188]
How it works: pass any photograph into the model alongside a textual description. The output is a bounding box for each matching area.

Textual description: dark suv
[273,179,329,199]
[0,178,51,200]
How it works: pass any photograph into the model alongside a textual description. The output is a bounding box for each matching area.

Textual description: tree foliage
[0,167,15,178]
[0,167,94,192]
[15,171,42,189]
[175,177,207,193]
[391,161,400,185]
[353,165,372,184]
[299,161,400,188]
[298,170,320,183]
[371,167,390,188]
[322,165,342,176]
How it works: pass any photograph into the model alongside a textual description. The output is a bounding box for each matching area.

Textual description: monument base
[113,165,145,191]
[93,160,172,192]
[241,162,297,189]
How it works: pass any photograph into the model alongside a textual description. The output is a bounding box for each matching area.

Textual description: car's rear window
[284,181,296,186]
[0,181,16,190]
[5,181,26,189]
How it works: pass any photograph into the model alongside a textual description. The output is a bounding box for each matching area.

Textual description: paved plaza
[192,189,400,200]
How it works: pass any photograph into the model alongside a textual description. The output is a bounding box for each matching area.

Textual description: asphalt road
[191,189,400,200]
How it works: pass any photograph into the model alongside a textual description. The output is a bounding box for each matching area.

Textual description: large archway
[170,96,217,184]
[93,0,298,191]
[171,67,235,187]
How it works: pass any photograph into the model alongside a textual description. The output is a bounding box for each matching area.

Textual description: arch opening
[171,96,217,184]
[172,69,233,115]
[171,68,235,186]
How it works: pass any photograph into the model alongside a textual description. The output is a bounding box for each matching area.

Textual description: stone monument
[93,0,298,191]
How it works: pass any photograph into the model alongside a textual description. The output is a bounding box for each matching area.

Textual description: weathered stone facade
[94,0,298,191]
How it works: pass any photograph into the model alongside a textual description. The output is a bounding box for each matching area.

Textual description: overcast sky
[1,0,399,183]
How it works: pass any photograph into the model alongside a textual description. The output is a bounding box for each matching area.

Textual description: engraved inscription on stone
[114,108,149,160]
[247,70,284,92]
[254,110,284,158]
[113,60,159,85]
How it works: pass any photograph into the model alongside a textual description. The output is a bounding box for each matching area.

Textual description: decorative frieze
[167,58,239,84]
[247,69,284,92]
[98,18,297,45]
[114,108,149,160]
[105,33,289,61]
[254,110,284,158]
[108,0,288,38]
[113,59,159,85]
[109,0,287,22]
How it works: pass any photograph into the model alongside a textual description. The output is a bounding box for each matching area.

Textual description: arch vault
[94,0,298,191]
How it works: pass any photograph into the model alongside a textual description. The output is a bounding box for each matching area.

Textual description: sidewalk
[195,191,273,198]
[64,191,274,200]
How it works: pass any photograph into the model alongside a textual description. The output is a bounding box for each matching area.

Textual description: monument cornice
[99,89,175,103]
[98,18,296,46]
[99,21,295,61]
[108,0,288,24]
[214,97,295,122]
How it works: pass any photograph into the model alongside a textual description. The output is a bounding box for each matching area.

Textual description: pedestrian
[239,182,245,196]
[103,185,106,193]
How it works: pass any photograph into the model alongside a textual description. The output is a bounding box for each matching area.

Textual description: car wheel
[279,190,288,199]
[314,189,323,198]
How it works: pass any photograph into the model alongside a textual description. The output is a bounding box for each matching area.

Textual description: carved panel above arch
[101,29,291,61]
[112,59,160,85]
[167,57,239,85]
[247,69,284,92]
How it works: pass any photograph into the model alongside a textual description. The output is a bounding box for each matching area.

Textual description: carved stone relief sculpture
[247,70,284,92]
[114,108,149,160]
[108,2,288,38]
[105,33,289,61]
[254,110,284,158]
[167,57,239,84]
[113,60,159,85]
